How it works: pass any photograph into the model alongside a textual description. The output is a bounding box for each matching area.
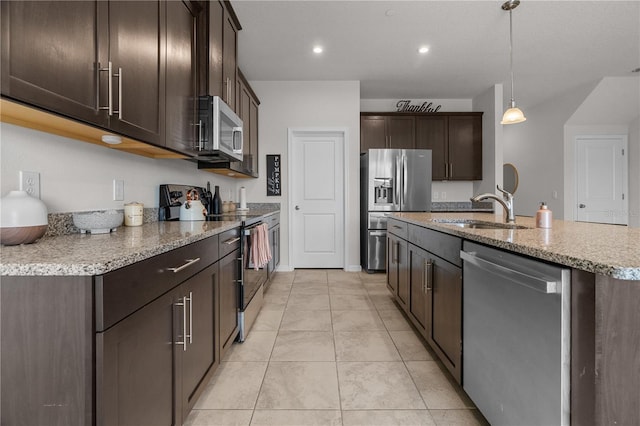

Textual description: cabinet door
[207,1,224,98]
[97,289,175,426]
[222,10,237,110]
[219,249,239,358]
[416,116,447,180]
[0,1,106,127]
[238,78,254,174]
[361,116,386,153]
[430,255,462,382]
[448,115,482,180]
[179,262,218,422]
[248,95,260,176]
[387,116,415,149]
[408,244,431,338]
[387,232,409,311]
[166,0,199,155]
[107,0,165,145]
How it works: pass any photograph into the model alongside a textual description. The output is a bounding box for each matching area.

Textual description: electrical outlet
[19,171,41,199]
[441,191,447,200]
[113,179,124,201]
[433,191,439,200]
[552,190,558,199]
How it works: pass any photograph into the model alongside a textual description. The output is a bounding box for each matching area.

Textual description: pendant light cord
[509,9,515,106]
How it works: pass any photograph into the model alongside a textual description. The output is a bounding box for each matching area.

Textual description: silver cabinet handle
[98,61,113,115]
[223,237,240,245]
[193,120,204,150]
[175,297,187,351]
[114,67,122,119]
[188,291,193,344]
[450,163,453,178]
[425,259,433,292]
[167,258,200,273]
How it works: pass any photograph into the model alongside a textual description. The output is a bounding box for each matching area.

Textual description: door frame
[287,127,350,270]
[574,134,628,224]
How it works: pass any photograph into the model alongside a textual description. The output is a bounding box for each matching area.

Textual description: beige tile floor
[186,270,488,426]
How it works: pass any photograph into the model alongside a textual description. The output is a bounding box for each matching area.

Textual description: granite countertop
[392,212,640,281]
[0,220,240,276]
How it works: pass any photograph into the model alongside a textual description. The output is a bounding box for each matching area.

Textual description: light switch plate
[113,179,124,201]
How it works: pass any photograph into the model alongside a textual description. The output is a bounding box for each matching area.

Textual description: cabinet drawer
[265,213,280,229]
[219,227,241,257]
[95,235,219,331]
[408,224,462,267]
[388,218,408,240]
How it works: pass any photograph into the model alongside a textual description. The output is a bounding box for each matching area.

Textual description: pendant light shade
[501,0,526,125]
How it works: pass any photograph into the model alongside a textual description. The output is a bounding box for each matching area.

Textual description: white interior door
[575,136,628,225]
[290,130,345,268]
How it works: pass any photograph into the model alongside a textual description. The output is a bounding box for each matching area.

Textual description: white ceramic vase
[0,190,48,245]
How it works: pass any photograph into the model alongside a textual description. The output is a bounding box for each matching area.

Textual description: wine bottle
[213,185,222,215]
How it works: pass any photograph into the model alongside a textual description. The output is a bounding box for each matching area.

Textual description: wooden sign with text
[266,154,281,196]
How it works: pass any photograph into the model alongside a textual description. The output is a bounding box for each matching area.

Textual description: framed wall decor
[266,154,281,196]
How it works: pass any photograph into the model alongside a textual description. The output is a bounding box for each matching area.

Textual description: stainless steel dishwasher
[461,241,570,426]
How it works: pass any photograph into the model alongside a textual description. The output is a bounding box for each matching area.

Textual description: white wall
[472,84,504,219]
[503,81,599,218]
[630,116,640,228]
[0,123,237,213]
[242,81,361,271]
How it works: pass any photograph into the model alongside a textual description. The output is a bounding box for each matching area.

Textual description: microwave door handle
[232,126,243,154]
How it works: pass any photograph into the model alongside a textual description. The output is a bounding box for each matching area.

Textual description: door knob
[579,204,586,208]
[295,205,300,210]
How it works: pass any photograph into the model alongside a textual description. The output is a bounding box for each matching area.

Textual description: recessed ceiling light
[418,46,429,54]
[385,9,396,17]
[313,46,323,54]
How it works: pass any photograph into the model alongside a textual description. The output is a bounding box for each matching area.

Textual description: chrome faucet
[471,185,516,223]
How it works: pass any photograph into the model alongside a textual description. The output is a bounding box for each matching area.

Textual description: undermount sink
[432,219,529,230]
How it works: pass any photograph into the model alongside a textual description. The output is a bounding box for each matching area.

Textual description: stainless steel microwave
[197,95,243,162]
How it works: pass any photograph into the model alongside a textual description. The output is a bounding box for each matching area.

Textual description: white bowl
[1,190,48,245]
[73,210,124,234]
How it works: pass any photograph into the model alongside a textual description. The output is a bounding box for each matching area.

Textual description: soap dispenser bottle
[536,202,552,228]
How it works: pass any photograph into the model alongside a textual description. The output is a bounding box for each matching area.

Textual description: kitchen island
[389,212,639,426]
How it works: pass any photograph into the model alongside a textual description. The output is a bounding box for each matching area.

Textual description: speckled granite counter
[392,212,640,281]
[0,220,239,276]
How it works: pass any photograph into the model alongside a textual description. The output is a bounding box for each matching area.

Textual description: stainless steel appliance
[196,95,243,162]
[159,184,268,342]
[461,242,570,426]
[360,149,432,272]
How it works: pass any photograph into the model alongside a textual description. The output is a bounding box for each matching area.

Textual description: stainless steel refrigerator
[360,149,432,272]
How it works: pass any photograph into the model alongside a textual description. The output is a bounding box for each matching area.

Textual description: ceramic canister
[124,202,144,226]
[0,190,48,245]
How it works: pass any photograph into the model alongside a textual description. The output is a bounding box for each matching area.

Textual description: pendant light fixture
[501,0,526,124]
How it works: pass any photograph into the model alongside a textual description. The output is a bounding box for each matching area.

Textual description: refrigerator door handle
[394,155,400,209]
[402,155,408,209]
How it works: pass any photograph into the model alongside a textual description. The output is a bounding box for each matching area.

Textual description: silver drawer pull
[167,258,200,273]
[223,237,240,245]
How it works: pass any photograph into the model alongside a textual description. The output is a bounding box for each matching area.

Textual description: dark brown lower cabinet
[97,289,175,426]
[408,243,462,383]
[387,231,409,311]
[97,261,219,426]
[218,246,240,359]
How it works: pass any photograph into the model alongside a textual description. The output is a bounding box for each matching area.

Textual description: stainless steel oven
[239,217,269,341]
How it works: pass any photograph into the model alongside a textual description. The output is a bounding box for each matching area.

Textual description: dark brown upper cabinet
[166,0,201,156]
[1,1,107,127]
[360,115,415,153]
[1,1,166,146]
[204,1,240,111]
[416,113,483,181]
[360,112,482,181]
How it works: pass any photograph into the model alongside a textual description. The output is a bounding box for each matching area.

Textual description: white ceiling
[231,0,640,109]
